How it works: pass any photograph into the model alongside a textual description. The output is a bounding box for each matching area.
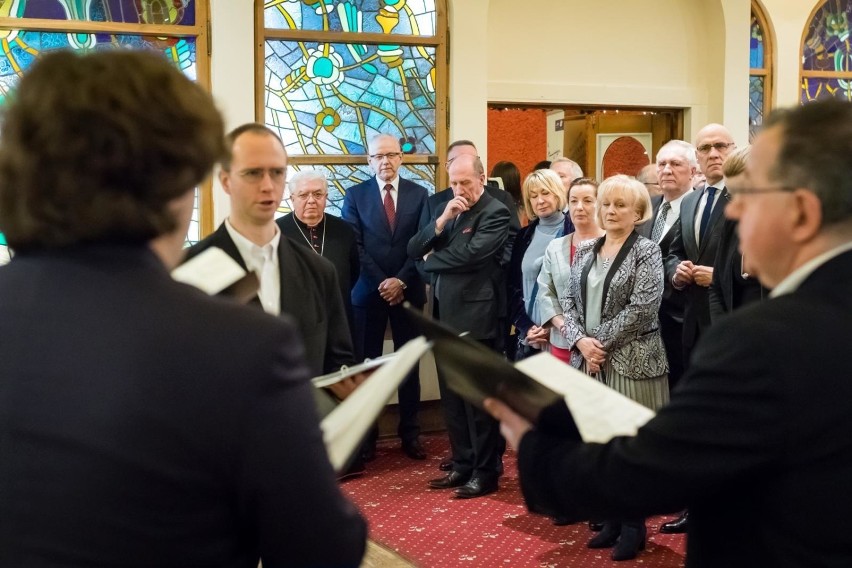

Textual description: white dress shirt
[225,219,281,315]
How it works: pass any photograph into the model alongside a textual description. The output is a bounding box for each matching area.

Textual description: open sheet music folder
[403,303,655,444]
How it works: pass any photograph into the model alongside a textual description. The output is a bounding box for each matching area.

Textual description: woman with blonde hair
[506,168,571,359]
[561,174,668,561]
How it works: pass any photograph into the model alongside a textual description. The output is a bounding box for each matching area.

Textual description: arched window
[749,1,773,141]
[257,0,448,217]
[801,0,852,103]
[0,0,211,252]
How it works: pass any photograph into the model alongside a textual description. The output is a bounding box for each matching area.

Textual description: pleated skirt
[600,365,669,411]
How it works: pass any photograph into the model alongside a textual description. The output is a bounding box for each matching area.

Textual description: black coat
[0,244,366,567]
[518,250,852,568]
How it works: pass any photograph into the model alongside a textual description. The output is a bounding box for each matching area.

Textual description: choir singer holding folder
[485,100,852,568]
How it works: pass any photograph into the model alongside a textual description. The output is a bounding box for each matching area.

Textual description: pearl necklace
[292,215,326,256]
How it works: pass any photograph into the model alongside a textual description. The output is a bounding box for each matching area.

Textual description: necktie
[650,201,671,242]
[383,184,396,231]
[698,186,717,244]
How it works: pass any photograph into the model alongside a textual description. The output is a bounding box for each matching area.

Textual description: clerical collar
[292,214,325,256]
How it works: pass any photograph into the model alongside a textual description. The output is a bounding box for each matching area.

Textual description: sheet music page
[321,337,431,472]
[516,352,655,443]
[171,247,247,295]
[311,353,398,388]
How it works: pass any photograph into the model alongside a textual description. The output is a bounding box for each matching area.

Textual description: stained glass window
[749,2,773,142]
[801,0,852,103]
[0,0,210,248]
[259,0,447,215]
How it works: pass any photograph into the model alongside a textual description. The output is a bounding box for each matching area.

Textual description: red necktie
[383,184,396,231]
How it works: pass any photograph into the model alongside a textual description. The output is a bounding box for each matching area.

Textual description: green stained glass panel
[749,75,764,142]
[3,0,196,25]
[275,164,435,218]
[264,39,436,156]
[265,0,436,36]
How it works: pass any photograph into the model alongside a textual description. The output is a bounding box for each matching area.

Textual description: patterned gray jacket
[561,231,668,379]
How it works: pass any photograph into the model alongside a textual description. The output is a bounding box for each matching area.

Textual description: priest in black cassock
[277,170,360,340]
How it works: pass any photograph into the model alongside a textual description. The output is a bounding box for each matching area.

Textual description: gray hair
[551,157,584,179]
[288,169,329,194]
[656,140,698,167]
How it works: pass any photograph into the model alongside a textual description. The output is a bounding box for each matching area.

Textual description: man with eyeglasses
[342,133,429,461]
[277,170,359,342]
[486,99,852,568]
[638,140,697,395]
[661,124,735,534]
[186,124,357,411]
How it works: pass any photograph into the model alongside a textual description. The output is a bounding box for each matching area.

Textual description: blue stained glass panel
[275,164,436,219]
[7,0,196,25]
[265,0,436,36]
[264,40,436,156]
[0,31,197,101]
[750,13,764,68]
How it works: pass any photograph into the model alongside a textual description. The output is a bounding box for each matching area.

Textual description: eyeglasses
[696,142,736,155]
[292,191,327,201]
[727,185,796,201]
[238,168,286,183]
[369,152,403,161]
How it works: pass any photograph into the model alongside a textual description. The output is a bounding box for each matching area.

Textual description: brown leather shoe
[428,471,470,489]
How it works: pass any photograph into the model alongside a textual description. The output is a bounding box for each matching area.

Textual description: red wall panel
[487,108,547,179]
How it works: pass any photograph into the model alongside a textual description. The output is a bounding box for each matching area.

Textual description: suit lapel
[698,187,729,256]
[601,231,639,308]
[681,190,700,258]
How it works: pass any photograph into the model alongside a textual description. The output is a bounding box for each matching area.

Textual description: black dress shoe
[611,523,646,561]
[588,521,604,532]
[587,522,621,548]
[659,510,689,534]
[402,439,427,460]
[361,444,376,463]
[438,457,453,471]
[453,477,498,499]
[428,470,470,489]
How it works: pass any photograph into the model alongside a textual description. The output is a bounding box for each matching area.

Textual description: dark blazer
[638,195,687,386]
[277,212,359,336]
[342,177,427,308]
[419,183,521,267]
[518,249,852,568]
[708,215,767,321]
[664,186,727,351]
[0,244,366,567]
[507,215,573,335]
[186,224,356,376]
[408,191,511,340]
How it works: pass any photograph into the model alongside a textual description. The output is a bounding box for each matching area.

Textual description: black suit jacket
[638,194,686,322]
[664,186,727,350]
[277,212,359,337]
[186,224,356,376]
[0,244,366,567]
[518,249,852,568]
[708,214,767,321]
[408,191,511,340]
[342,177,427,308]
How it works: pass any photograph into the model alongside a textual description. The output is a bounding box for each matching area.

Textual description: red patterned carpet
[342,434,686,568]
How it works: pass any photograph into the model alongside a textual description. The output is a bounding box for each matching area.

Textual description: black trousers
[433,299,502,482]
[353,302,421,443]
